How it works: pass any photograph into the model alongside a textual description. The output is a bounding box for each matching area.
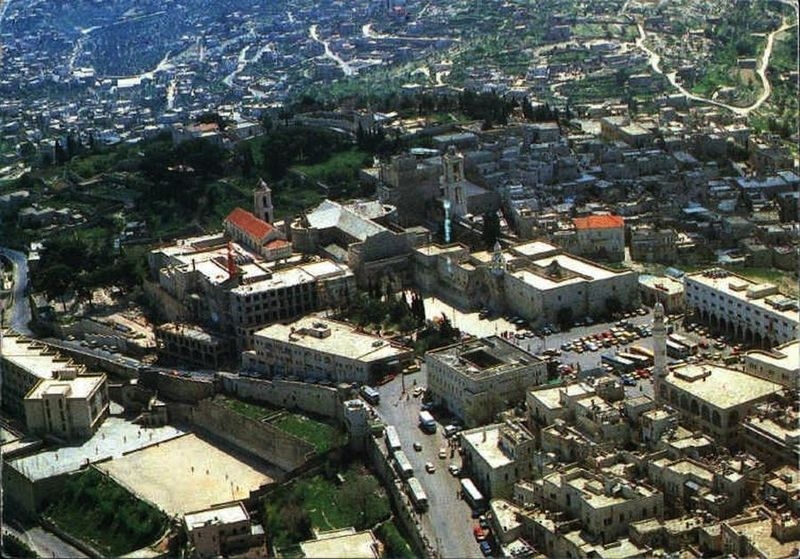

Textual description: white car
[438,448,448,459]
[425,462,436,474]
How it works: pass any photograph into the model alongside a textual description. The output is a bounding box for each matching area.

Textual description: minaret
[652,300,667,378]
[254,178,274,224]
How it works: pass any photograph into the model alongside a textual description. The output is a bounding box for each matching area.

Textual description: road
[0,247,32,334]
[2,518,87,559]
[634,13,796,116]
[375,369,480,559]
[309,24,356,76]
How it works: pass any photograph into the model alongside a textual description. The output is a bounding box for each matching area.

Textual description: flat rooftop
[427,336,543,381]
[666,459,714,484]
[686,270,799,322]
[529,383,594,411]
[157,323,224,345]
[462,425,512,469]
[508,240,560,259]
[665,364,781,409]
[300,528,379,559]
[745,340,800,372]
[231,260,351,296]
[255,317,411,363]
[9,417,186,482]
[97,433,275,517]
[25,375,105,400]
[1,333,86,381]
[565,472,658,510]
[532,254,618,281]
[639,274,684,295]
[185,502,249,530]
[726,515,800,559]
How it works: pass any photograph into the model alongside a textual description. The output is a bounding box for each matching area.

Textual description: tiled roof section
[573,214,624,230]
[265,239,289,249]
[225,207,273,240]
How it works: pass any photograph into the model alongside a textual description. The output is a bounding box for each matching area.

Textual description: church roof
[225,207,274,241]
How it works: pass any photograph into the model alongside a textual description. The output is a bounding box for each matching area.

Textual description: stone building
[653,363,781,445]
[243,316,413,385]
[460,419,537,499]
[426,336,547,427]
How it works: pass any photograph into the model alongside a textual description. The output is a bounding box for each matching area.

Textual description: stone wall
[219,373,345,420]
[139,369,216,404]
[365,434,435,558]
[172,399,315,473]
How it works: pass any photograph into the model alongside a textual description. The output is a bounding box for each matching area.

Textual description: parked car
[479,540,492,557]
[473,525,486,542]
[448,464,461,476]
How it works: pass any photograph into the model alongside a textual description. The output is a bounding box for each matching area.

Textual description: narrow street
[375,368,480,559]
[0,246,32,334]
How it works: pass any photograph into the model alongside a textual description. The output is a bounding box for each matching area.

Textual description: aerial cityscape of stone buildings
[0,0,798,557]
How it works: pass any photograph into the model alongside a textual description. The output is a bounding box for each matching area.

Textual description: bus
[360,385,380,405]
[418,411,436,434]
[601,354,636,373]
[668,334,698,355]
[406,477,428,511]
[666,339,691,358]
[617,351,651,368]
[394,450,414,479]
[384,425,401,454]
[629,345,655,365]
[460,478,486,513]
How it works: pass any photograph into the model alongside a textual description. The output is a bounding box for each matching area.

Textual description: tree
[482,211,501,247]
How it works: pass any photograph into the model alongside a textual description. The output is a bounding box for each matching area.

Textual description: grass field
[270,413,347,454]
[45,468,167,557]
[265,462,392,550]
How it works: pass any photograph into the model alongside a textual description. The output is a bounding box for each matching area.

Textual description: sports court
[97,433,275,516]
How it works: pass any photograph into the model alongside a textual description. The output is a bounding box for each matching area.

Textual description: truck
[418,410,436,433]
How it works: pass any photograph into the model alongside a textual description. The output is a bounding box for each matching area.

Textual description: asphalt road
[0,246,32,334]
[375,369,483,559]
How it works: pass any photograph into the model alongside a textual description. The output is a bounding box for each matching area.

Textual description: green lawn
[270,413,346,454]
[215,396,277,421]
[264,463,392,550]
[45,468,167,557]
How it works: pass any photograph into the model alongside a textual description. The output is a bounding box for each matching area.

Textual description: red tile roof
[573,215,624,230]
[225,207,273,240]
[265,239,289,249]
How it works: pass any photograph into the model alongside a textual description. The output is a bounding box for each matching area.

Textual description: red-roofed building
[553,213,625,261]
[572,215,624,230]
[224,208,291,261]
